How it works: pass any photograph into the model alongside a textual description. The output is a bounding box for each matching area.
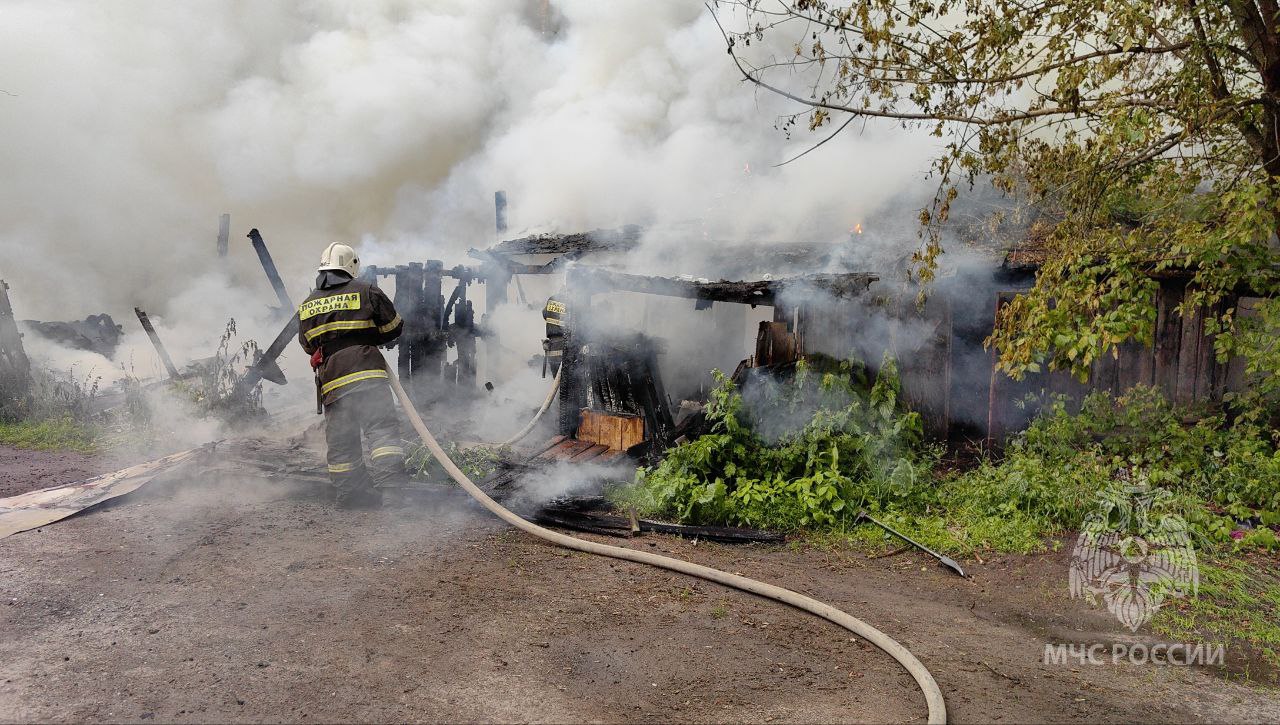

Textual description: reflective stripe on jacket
[297,275,403,405]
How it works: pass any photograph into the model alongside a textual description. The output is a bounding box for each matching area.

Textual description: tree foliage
[715,1,1280,395]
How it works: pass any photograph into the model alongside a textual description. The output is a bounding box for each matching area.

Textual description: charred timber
[567,267,877,306]
[133,308,181,381]
[532,505,785,544]
[483,225,643,257]
[246,228,293,313]
[233,313,297,396]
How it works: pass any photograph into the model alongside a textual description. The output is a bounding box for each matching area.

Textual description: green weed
[1152,555,1280,681]
[0,417,99,453]
[407,440,502,483]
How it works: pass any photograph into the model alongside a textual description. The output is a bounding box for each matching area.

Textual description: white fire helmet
[318,242,359,277]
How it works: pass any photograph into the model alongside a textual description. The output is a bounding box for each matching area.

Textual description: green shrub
[624,357,938,531]
[953,387,1280,550]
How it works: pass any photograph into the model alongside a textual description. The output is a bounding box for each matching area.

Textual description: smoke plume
[1,0,950,433]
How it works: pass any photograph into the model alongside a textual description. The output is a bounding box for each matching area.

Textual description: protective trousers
[323,382,406,506]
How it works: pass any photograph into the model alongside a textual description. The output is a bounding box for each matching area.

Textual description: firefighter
[541,288,569,376]
[297,243,405,509]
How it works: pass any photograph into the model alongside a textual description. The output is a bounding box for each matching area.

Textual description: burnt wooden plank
[986,294,1010,446]
[594,449,626,464]
[1091,346,1120,396]
[529,435,567,458]
[755,321,796,367]
[894,297,952,440]
[1175,301,1204,406]
[531,511,628,537]
[1203,296,1235,403]
[568,444,609,463]
[541,439,594,461]
[1154,281,1185,402]
[536,439,582,461]
[1115,338,1153,392]
[533,506,785,543]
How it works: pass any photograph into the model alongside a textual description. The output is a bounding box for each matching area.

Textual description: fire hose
[384,365,947,723]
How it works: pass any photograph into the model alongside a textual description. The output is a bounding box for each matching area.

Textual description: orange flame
[852,223,863,234]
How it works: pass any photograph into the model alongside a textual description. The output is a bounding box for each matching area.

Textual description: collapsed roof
[483,226,643,258]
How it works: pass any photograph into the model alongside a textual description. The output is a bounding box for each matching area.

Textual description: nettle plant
[633,358,937,530]
[716,1,1280,413]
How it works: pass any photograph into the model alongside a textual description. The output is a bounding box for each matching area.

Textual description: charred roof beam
[565,267,877,307]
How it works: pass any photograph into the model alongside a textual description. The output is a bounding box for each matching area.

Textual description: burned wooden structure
[361,261,485,405]
[222,216,1261,449]
[545,266,878,454]
[22,314,124,357]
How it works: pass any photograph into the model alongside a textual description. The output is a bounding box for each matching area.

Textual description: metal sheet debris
[0,447,204,539]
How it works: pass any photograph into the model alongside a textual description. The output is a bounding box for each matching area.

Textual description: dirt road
[0,445,111,499]
[1,443,1278,723]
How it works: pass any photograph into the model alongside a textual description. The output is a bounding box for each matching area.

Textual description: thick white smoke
[0,0,938,406]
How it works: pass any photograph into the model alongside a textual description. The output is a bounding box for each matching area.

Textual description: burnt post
[393,263,426,391]
[216,213,230,258]
[0,280,32,414]
[557,267,590,437]
[134,307,181,381]
[422,261,445,385]
[391,261,446,405]
[246,228,293,314]
[494,190,508,236]
[454,291,477,388]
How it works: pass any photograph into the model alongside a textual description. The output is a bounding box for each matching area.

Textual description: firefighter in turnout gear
[298,243,405,509]
[541,289,569,377]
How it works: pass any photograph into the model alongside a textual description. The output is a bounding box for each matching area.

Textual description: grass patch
[1153,554,1280,683]
[0,417,99,453]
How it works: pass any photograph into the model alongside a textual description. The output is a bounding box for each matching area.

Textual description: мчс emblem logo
[1068,470,1198,632]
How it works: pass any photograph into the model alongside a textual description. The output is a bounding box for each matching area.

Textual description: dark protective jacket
[297,273,403,406]
[543,295,568,339]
